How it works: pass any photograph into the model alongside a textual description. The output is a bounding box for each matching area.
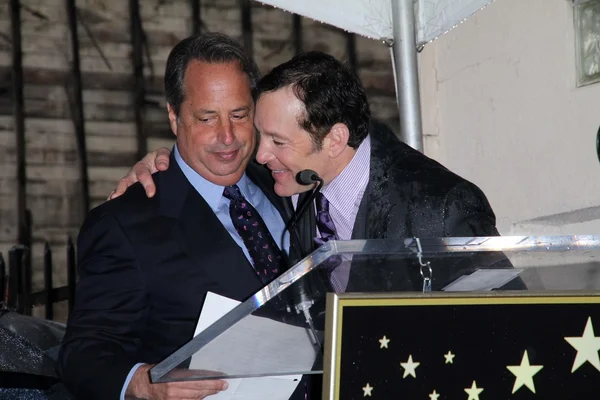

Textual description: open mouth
[270,169,291,180]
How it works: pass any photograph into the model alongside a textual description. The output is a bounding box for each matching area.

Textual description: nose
[255,139,273,165]
[217,119,235,145]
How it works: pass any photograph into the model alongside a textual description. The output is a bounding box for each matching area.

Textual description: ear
[326,123,350,158]
[167,103,178,136]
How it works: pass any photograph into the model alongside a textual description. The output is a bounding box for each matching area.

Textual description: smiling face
[168,60,255,186]
[254,87,350,197]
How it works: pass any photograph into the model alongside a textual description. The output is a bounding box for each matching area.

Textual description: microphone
[296,169,322,186]
[292,169,324,227]
[284,169,325,348]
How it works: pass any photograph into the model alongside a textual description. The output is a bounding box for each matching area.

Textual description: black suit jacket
[57,155,291,399]
[290,120,519,292]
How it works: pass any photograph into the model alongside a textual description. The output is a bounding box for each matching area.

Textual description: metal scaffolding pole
[191,0,201,35]
[129,0,147,160]
[345,32,357,72]
[66,0,90,215]
[240,0,253,57]
[391,0,423,152]
[10,0,31,247]
[293,14,302,55]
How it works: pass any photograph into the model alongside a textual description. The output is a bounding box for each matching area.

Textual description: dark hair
[256,51,370,150]
[165,33,260,115]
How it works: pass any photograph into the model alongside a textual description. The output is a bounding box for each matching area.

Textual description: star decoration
[506,350,543,393]
[565,316,600,373]
[400,355,420,378]
[444,350,455,364]
[464,380,484,400]
[362,383,373,397]
[379,335,390,349]
[429,389,440,400]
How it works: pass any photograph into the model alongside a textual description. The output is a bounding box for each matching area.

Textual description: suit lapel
[160,155,264,300]
[174,190,264,299]
[351,192,368,240]
[353,134,394,240]
[348,128,418,292]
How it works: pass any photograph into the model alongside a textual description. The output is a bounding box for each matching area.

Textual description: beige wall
[419,0,600,235]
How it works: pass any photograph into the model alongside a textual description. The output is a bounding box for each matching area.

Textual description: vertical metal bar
[66,0,91,215]
[391,0,423,152]
[10,0,30,247]
[44,243,54,320]
[129,0,147,160]
[19,247,31,315]
[0,253,6,309]
[239,0,253,58]
[67,237,77,312]
[8,247,21,312]
[191,0,201,36]
[345,32,357,72]
[292,14,302,55]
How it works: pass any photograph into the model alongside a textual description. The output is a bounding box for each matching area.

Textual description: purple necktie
[224,185,285,284]
[314,192,343,291]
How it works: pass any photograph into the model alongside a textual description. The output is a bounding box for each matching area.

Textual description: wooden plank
[250,4,293,35]
[0,98,168,124]
[359,69,396,96]
[0,148,136,169]
[0,164,79,180]
[0,208,18,242]
[368,95,400,123]
[0,116,137,138]
[354,35,393,64]
[253,38,294,74]
[301,19,347,61]
[0,175,137,201]
[0,66,163,91]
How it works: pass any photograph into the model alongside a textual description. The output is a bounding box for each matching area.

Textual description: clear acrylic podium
[149,236,600,398]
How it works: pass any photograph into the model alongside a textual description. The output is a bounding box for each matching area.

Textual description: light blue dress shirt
[120,145,289,399]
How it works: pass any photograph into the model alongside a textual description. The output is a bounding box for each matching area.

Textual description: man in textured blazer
[58,33,307,400]
[290,117,513,292]
[254,51,522,292]
[121,51,518,293]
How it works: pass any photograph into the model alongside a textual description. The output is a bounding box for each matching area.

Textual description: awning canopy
[255,0,495,46]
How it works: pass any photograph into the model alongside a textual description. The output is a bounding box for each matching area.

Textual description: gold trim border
[322,291,600,400]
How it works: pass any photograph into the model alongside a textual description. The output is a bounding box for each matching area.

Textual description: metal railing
[0,239,77,319]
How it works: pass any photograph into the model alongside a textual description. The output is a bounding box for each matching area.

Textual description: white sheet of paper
[442,269,524,291]
[191,292,303,400]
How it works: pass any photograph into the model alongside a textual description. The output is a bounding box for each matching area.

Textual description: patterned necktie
[314,192,344,291]
[224,184,285,284]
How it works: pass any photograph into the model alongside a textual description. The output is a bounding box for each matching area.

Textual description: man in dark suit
[58,33,301,400]
[120,52,513,291]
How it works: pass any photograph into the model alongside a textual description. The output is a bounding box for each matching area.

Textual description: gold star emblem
[400,355,420,378]
[429,389,440,400]
[565,316,600,373]
[506,350,543,393]
[444,350,455,364]
[464,380,483,400]
[379,335,390,349]
[362,383,373,397]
